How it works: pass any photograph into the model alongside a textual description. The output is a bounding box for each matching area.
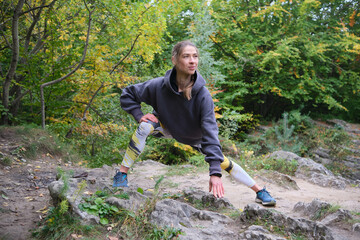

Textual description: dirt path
[1,157,360,240]
[131,161,360,214]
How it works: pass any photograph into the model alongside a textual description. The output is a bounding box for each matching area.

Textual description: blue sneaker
[255,187,276,206]
[113,170,128,187]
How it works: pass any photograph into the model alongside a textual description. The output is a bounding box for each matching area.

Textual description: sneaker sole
[255,198,276,206]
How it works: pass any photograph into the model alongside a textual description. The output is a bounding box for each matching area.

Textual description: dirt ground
[1,126,360,240]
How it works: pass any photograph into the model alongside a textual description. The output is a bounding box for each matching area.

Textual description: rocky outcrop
[293,199,360,240]
[269,151,348,189]
[47,162,341,240]
[150,198,237,240]
[240,203,334,240]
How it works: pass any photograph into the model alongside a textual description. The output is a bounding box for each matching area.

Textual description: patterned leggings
[122,121,256,188]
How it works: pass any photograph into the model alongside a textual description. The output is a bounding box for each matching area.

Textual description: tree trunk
[1,0,25,125]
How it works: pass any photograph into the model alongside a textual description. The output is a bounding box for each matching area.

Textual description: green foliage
[218,110,259,140]
[188,154,207,167]
[79,194,120,225]
[32,203,99,240]
[266,112,305,155]
[210,0,360,121]
[0,155,12,166]
[140,138,190,165]
[250,157,299,176]
[311,204,341,221]
[56,168,72,199]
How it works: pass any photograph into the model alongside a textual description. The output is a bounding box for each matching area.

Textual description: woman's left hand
[209,175,224,198]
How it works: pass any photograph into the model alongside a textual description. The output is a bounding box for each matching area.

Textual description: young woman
[114,40,276,206]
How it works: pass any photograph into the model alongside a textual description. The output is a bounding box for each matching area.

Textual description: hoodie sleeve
[120,78,160,122]
[199,88,224,176]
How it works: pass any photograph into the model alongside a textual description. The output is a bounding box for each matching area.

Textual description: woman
[114,40,276,206]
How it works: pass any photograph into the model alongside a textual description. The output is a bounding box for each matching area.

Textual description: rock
[353,223,360,232]
[150,199,236,240]
[241,204,334,240]
[293,199,353,226]
[320,209,353,226]
[183,188,235,209]
[269,151,348,189]
[239,225,286,240]
[106,190,148,212]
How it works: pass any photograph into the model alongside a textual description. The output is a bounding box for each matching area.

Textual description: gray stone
[183,188,235,209]
[241,204,334,240]
[150,199,236,240]
[269,151,347,189]
[239,225,286,240]
[353,223,360,232]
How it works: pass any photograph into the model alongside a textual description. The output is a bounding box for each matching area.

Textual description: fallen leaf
[108,236,118,240]
[71,234,83,239]
[36,206,48,213]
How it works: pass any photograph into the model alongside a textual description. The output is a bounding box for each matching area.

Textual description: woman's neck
[176,72,193,92]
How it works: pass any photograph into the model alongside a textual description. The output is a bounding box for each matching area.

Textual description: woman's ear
[171,56,176,66]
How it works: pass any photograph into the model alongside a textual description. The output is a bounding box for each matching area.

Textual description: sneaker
[112,170,128,187]
[255,187,276,206]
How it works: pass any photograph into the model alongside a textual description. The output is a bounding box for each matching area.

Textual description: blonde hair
[172,41,199,100]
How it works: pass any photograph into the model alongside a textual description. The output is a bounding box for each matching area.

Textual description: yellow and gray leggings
[122,121,256,188]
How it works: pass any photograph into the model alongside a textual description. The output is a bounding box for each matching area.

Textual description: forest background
[1,0,359,168]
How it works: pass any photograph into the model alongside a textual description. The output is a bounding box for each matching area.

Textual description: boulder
[269,151,348,189]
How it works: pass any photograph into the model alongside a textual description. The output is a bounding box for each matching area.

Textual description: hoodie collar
[164,67,206,95]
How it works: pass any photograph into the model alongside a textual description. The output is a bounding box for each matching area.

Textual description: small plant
[0,155,12,166]
[311,204,340,220]
[267,112,304,154]
[148,226,182,239]
[79,190,122,225]
[32,200,99,240]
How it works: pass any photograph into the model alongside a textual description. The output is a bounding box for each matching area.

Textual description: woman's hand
[209,175,224,198]
[139,113,158,123]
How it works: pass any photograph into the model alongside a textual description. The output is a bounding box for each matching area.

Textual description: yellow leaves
[271,87,282,96]
[349,10,356,27]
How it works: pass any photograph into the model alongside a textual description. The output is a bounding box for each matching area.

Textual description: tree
[210,0,360,121]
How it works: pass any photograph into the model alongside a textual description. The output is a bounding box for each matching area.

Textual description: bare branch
[110,34,141,75]
[21,2,56,16]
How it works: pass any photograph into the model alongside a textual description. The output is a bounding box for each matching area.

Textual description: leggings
[122,121,256,188]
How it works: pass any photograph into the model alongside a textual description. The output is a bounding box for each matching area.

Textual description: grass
[0,124,81,163]
[311,204,341,220]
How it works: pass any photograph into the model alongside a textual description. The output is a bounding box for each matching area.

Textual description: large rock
[48,165,149,224]
[239,225,286,240]
[240,204,334,240]
[269,151,348,189]
[150,198,237,240]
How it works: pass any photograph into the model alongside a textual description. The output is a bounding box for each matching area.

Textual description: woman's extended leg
[220,156,276,206]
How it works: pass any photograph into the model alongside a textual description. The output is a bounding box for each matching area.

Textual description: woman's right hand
[140,113,158,123]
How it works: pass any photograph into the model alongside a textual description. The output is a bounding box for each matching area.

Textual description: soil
[1,125,360,240]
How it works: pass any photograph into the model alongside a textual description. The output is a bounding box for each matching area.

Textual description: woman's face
[172,45,198,76]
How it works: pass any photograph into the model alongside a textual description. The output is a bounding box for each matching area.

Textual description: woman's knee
[137,121,156,136]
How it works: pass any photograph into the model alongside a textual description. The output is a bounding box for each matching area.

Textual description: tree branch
[209,35,237,61]
[110,34,141,75]
[40,0,94,128]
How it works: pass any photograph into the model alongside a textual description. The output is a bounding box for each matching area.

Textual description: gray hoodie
[120,68,223,176]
